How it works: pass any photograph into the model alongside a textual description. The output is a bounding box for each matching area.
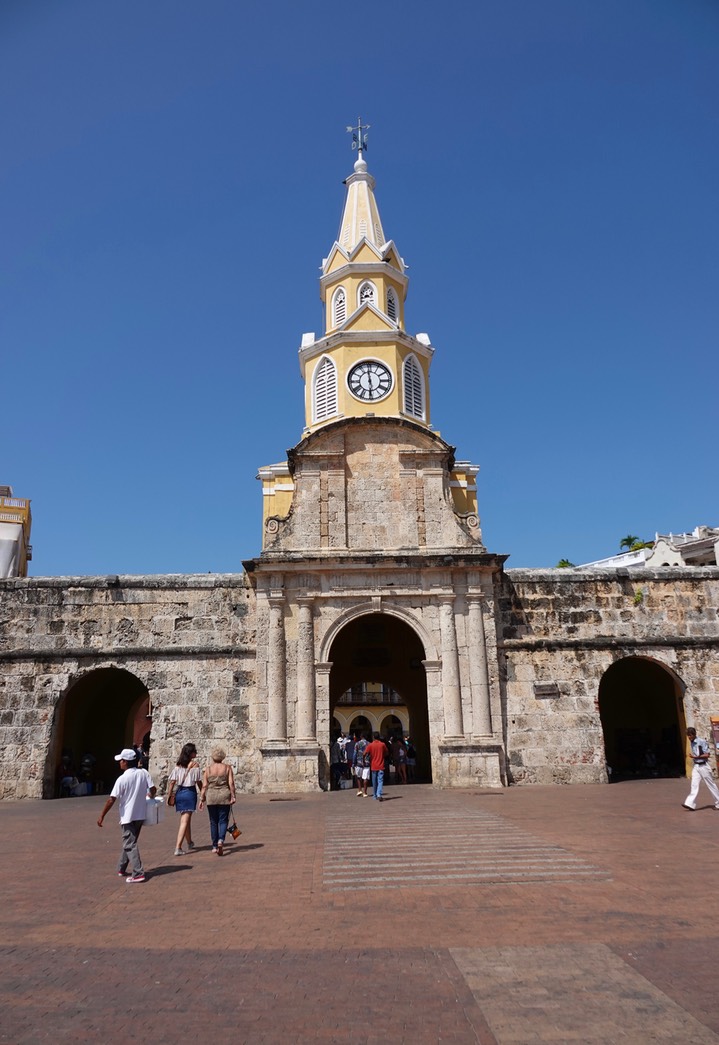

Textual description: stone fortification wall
[497,568,719,785]
[0,575,257,799]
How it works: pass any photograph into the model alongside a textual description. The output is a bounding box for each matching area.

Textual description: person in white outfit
[683,727,719,811]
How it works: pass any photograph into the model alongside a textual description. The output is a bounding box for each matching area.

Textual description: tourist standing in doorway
[365,732,387,801]
[683,727,719,811]
[392,736,408,784]
[198,747,236,856]
[330,736,344,790]
[406,737,417,783]
[353,732,370,796]
[167,743,202,855]
[96,747,156,884]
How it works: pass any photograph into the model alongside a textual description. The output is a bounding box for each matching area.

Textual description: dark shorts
[175,786,197,813]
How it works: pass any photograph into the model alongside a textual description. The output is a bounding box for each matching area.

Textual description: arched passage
[598,657,686,781]
[44,667,151,798]
[328,611,432,783]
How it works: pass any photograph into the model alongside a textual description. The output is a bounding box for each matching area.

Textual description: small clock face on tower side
[347,360,393,402]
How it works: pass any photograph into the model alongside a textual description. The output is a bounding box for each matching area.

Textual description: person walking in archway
[167,743,202,855]
[365,732,387,802]
[683,727,719,811]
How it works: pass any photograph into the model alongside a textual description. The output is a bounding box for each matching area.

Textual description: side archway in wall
[44,666,151,799]
[598,656,686,782]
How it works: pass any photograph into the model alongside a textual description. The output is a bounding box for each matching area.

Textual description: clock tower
[299,127,433,434]
[258,128,483,548]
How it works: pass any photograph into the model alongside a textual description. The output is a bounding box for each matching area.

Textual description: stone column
[438,595,464,739]
[267,593,287,742]
[295,597,316,743]
[467,593,492,736]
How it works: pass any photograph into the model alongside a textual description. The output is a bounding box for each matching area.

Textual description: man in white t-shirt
[97,747,156,883]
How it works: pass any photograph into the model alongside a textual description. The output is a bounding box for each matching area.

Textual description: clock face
[347,360,393,402]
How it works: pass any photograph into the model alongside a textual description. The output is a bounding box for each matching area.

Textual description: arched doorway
[328,612,432,783]
[598,657,686,782]
[44,667,151,798]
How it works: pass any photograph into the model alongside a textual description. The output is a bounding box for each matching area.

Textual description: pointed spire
[336,118,386,253]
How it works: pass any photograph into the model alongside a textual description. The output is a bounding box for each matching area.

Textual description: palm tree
[619,535,641,551]
[556,559,575,568]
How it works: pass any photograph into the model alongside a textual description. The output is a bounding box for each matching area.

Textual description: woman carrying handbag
[198,747,237,856]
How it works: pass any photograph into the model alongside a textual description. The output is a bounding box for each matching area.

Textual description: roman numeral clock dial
[347,360,393,402]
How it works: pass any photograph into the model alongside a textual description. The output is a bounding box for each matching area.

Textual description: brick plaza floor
[1,777,718,1043]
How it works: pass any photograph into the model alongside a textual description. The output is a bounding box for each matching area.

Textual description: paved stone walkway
[1,778,718,1043]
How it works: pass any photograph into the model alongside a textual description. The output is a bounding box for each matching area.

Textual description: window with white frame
[358,281,376,308]
[332,287,346,327]
[386,287,398,323]
[313,356,338,423]
[403,355,425,420]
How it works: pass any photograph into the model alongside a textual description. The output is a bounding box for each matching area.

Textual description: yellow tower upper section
[298,146,434,437]
[257,134,482,551]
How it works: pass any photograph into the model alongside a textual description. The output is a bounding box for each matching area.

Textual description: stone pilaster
[295,596,316,742]
[267,592,287,742]
[438,594,464,739]
[467,593,492,736]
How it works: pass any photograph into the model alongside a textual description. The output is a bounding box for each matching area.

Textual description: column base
[260,744,323,793]
[436,741,505,788]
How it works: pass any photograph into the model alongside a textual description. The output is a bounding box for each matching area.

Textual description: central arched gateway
[598,657,686,782]
[327,611,432,783]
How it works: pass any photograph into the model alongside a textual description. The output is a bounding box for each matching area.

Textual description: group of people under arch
[330,731,417,792]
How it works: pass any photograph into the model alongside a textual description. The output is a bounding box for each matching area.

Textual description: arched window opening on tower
[403,355,425,420]
[358,281,376,308]
[332,287,346,327]
[386,288,399,323]
[313,356,338,423]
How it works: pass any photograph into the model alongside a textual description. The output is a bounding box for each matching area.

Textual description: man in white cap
[97,747,156,883]
[683,727,719,811]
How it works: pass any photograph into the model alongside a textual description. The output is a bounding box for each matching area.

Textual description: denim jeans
[207,804,230,847]
[371,769,384,799]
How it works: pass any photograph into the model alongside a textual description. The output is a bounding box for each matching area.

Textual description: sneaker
[211,847,217,853]
[356,791,363,796]
[117,870,128,877]
[216,843,223,857]
[186,842,196,850]
[174,847,184,856]
[126,873,146,884]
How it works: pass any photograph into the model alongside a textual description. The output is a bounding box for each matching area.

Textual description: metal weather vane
[346,117,370,153]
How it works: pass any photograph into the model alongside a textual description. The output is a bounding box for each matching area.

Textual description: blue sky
[2,0,717,575]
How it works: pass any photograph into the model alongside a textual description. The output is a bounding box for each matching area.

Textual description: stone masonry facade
[0,420,717,800]
[0,564,717,800]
